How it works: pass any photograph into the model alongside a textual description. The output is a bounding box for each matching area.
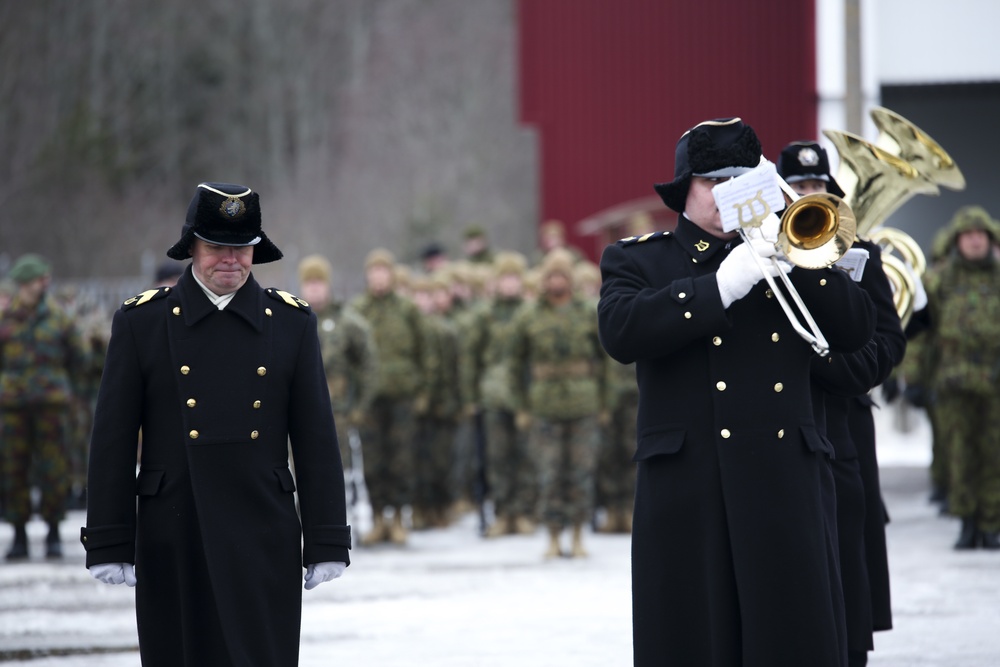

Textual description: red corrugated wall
[518,0,817,260]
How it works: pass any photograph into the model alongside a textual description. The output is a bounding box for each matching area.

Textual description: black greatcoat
[82,267,351,667]
[597,217,875,667]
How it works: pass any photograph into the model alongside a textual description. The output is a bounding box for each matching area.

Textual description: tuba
[822,107,966,327]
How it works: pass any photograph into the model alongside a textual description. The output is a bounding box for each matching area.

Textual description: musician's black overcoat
[82,267,351,666]
[598,217,875,667]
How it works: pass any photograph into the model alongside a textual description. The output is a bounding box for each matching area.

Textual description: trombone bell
[778,193,857,269]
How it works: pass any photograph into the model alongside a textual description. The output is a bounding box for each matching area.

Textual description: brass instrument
[737,172,856,357]
[822,107,966,327]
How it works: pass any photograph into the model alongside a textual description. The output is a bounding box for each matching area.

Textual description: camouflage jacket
[0,294,86,407]
[462,296,525,410]
[315,301,379,414]
[507,296,609,420]
[923,255,1000,394]
[423,314,463,420]
[349,290,427,400]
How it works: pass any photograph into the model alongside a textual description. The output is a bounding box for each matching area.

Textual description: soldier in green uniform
[507,248,609,558]
[0,254,86,559]
[351,248,429,545]
[920,205,1000,549]
[298,255,378,482]
[408,273,462,528]
[464,252,537,536]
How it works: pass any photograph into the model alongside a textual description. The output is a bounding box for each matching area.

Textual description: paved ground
[1,462,999,665]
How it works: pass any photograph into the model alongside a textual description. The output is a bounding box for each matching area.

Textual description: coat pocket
[632,425,685,462]
[274,466,297,493]
[135,468,165,497]
[799,424,834,457]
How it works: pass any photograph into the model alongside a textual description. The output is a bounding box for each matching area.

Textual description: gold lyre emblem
[694,240,710,252]
[732,189,771,230]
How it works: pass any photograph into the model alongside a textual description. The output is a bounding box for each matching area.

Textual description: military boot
[45,522,63,559]
[513,515,536,535]
[486,514,511,538]
[954,517,979,550]
[361,515,388,546]
[388,512,408,545]
[544,525,562,559]
[570,523,588,558]
[5,523,28,561]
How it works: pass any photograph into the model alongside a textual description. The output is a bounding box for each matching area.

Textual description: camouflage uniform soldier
[507,248,609,558]
[298,255,378,482]
[0,254,86,559]
[409,273,462,528]
[351,248,428,545]
[464,252,537,536]
[574,260,636,533]
[920,206,1000,549]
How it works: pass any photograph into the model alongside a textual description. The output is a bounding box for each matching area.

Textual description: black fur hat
[654,118,762,213]
[166,182,283,264]
[776,141,846,198]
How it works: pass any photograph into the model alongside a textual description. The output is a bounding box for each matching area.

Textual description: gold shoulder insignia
[267,288,311,311]
[122,287,170,309]
[618,231,667,247]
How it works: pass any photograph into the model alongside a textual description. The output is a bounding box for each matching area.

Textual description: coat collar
[175,266,264,333]
[674,215,740,263]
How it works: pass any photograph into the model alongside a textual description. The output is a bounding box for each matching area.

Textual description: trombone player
[598,117,876,667]
[779,141,907,667]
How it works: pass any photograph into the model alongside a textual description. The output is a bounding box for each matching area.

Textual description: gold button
[678,292,687,299]
[172,306,181,316]
[774,383,784,392]
[716,381,727,391]
[82,535,87,542]
[721,429,731,439]
[253,400,261,409]
[189,430,199,439]
[771,333,780,342]
[765,289,774,299]
[684,311,692,319]
[713,336,722,346]
[257,367,267,376]
[777,429,785,439]
[186,398,196,408]
[820,278,827,286]
[250,430,259,440]
[691,258,698,264]
[180,365,190,375]
[164,288,171,292]
[265,308,273,317]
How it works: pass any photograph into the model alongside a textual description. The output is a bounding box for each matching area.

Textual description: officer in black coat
[598,119,876,667]
[81,183,351,666]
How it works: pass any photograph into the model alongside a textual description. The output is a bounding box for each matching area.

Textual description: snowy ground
[2,401,999,666]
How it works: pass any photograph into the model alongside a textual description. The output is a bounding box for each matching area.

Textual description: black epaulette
[266,288,312,312]
[617,231,671,247]
[122,287,171,310]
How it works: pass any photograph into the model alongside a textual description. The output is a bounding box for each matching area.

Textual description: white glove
[304,561,347,590]
[716,237,791,308]
[89,562,137,587]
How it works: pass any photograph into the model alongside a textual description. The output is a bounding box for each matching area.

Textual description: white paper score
[711,160,786,234]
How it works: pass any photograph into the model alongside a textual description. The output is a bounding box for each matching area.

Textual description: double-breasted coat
[598,216,875,667]
[81,267,351,667]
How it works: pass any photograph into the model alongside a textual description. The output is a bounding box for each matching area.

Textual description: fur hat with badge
[166,182,283,264]
[654,117,763,213]
[776,141,846,198]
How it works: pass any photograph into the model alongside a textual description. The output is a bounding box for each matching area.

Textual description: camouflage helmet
[364,248,396,270]
[948,205,997,237]
[298,254,333,283]
[539,247,576,281]
[573,260,602,290]
[7,253,51,284]
[493,251,528,277]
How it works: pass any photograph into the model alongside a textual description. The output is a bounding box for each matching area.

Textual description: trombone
[735,170,856,358]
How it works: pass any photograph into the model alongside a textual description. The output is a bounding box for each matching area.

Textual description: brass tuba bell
[822,107,966,326]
